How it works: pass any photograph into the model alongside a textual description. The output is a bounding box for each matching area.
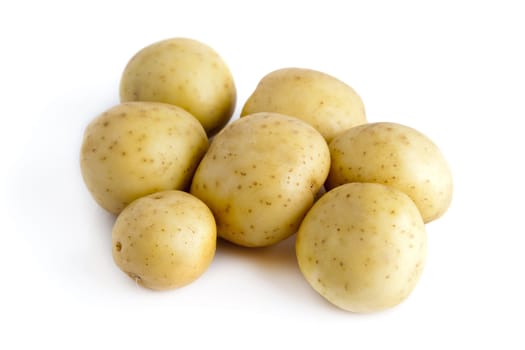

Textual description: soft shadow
[216,235,298,271]
[215,234,341,311]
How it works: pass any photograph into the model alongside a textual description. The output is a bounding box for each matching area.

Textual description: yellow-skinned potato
[80,102,208,214]
[296,183,427,313]
[327,122,453,223]
[241,68,366,142]
[112,191,216,290]
[190,112,330,247]
[120,37,236,135]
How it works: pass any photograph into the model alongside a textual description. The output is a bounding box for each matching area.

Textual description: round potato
[296,183,427,313]
[190,112,330,247]
[327,122,453,223]
[241,68,366,142]
[120,37,236,135]
[112,191,216,290]
[80,102,208,214]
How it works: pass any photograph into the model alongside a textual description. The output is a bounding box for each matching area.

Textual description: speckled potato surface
[327,122,453,223]
[112,191,216,290]
[120,37,236,135]
[296,183,426,313]
[190,112,330,247]
[80,102,208,214]
[241,68,366,142]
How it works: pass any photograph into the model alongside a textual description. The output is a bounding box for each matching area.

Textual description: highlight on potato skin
[119,37,237,136]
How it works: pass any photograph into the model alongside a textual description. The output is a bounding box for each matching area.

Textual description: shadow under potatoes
[215,234,333,309]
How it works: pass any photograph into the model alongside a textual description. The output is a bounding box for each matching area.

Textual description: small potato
[296,183,427,313]
[80,102,208,214]
[120,37,236,135]
[112,191,216,290]
[327,122,453,223]
[190,112,330,247]
[241,68,366,142]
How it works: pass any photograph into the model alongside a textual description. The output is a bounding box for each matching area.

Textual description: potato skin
[80,102,208,214]
[241,68,366,142]
[112,191,216,291]
[120,37,236,135]
[327,122,453,223]
[190,112,330,247]
[296,183,427,313]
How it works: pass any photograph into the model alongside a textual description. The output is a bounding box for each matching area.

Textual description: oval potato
[190,112,330,247]
[327,122,453,222]
[120,37,236,135]
[80,102,208,214]
[241,68,366,142]
[296,182,427,313]
[112,190,216,290]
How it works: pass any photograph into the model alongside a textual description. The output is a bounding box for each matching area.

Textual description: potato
[80,102,208,214]
[120,37,236,135]
[327,122,453,223]
[112,191,216,290]
[296,183,427,313]
[190,112,330,247]
[241,68,366,142]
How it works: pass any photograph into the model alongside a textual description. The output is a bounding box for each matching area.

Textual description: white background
[1,0,524,349]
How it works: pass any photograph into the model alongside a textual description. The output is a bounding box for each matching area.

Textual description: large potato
[112,191,216,290]
[241,68,366,142]
[80,102,208,214]
[190,112,330,247]
[327,122,453,223]
[296,183,427,313]
[120,37,236,135]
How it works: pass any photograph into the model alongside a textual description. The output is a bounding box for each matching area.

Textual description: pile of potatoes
[80,37,453,313]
